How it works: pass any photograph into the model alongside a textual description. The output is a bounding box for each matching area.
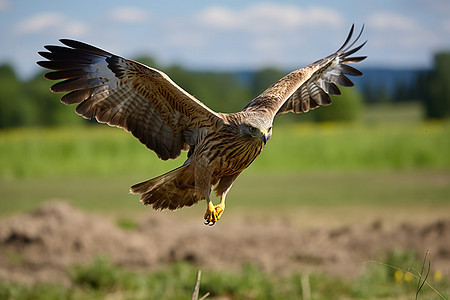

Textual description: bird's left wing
[243,24,366,119]
[37,39,224,160]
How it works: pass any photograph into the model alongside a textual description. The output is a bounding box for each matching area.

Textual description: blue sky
[1,0,450,78]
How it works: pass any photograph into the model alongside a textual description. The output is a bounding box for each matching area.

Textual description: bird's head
[239,114,272,145]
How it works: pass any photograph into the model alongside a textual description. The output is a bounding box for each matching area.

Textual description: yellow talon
[204,202,219,226]
[204,200,226,226]
[214,203,225,219]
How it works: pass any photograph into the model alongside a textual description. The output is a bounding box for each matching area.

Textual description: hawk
[38,25,366,225]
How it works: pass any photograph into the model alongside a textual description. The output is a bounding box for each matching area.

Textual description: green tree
[165,65,251,113]
[25,72,84,126]
[0,65,86,128]
[422,52,450,119]
[312,86,364,122]
[0,64,38,128]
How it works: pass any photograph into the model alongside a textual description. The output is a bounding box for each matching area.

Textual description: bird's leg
[211,174,238,224]
[194,157,219,226]
[214,189,228,220]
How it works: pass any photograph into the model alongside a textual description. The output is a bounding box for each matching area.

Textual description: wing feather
[340,64,362,76]
[243,24,366,117]
[38,39,223,160]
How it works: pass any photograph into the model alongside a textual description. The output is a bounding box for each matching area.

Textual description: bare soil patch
[0,202,449,284]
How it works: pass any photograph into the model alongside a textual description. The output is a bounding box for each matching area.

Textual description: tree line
[0,52,448,129]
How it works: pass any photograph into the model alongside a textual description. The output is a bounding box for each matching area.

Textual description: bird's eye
[249,126,257,133]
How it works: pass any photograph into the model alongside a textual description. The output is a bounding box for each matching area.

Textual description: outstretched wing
[37,40,223,160]
[243,24,366,119]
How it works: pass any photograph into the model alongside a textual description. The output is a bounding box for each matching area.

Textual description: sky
[1,0,450,79]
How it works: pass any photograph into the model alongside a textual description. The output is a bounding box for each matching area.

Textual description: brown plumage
[37,24,366,225]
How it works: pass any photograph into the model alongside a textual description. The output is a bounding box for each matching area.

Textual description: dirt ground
[0,202,449,284]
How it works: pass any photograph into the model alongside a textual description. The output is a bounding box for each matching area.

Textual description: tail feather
[130,166,199,210]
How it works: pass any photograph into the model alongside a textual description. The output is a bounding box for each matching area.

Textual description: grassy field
[1,257,448,300]
[1,121,449,179]
[1,171,449,226]
[1,118,449,299]
[0,121,449,217]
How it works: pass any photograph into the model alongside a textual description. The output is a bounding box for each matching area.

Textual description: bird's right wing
[37,39,224,160]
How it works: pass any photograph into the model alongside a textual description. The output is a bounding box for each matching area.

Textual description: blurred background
[1,1,450,128]
[0,1,449,299]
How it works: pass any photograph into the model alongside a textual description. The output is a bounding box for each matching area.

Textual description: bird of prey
[38,25,366,225]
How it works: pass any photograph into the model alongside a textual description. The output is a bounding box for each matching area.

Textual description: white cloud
[367,12,438,48]
[301,6,344,28]
[0,0,11,12]
[196,3,343,33]
[363,10,449,68]
[15,12,87,37]
[196,6,237,30]
[108,6,150,24]
[176,3,346,69]
[367,12,418,31]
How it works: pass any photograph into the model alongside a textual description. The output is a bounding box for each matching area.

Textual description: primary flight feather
[38,24,366,225]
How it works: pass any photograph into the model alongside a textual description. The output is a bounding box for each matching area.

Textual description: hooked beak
[261,130,268,145]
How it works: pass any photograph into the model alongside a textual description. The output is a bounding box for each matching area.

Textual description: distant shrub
[312,86,364,122]
[422,52,450,119]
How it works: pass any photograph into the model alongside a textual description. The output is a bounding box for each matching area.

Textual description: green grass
[0,122,449,216]
[1,121,449,299]
[0,253,448,300]
[363,101,424,124]
[0,126,181,179]
[260,121,450,172]
[1,122,449,180]
[0,171,449,217]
